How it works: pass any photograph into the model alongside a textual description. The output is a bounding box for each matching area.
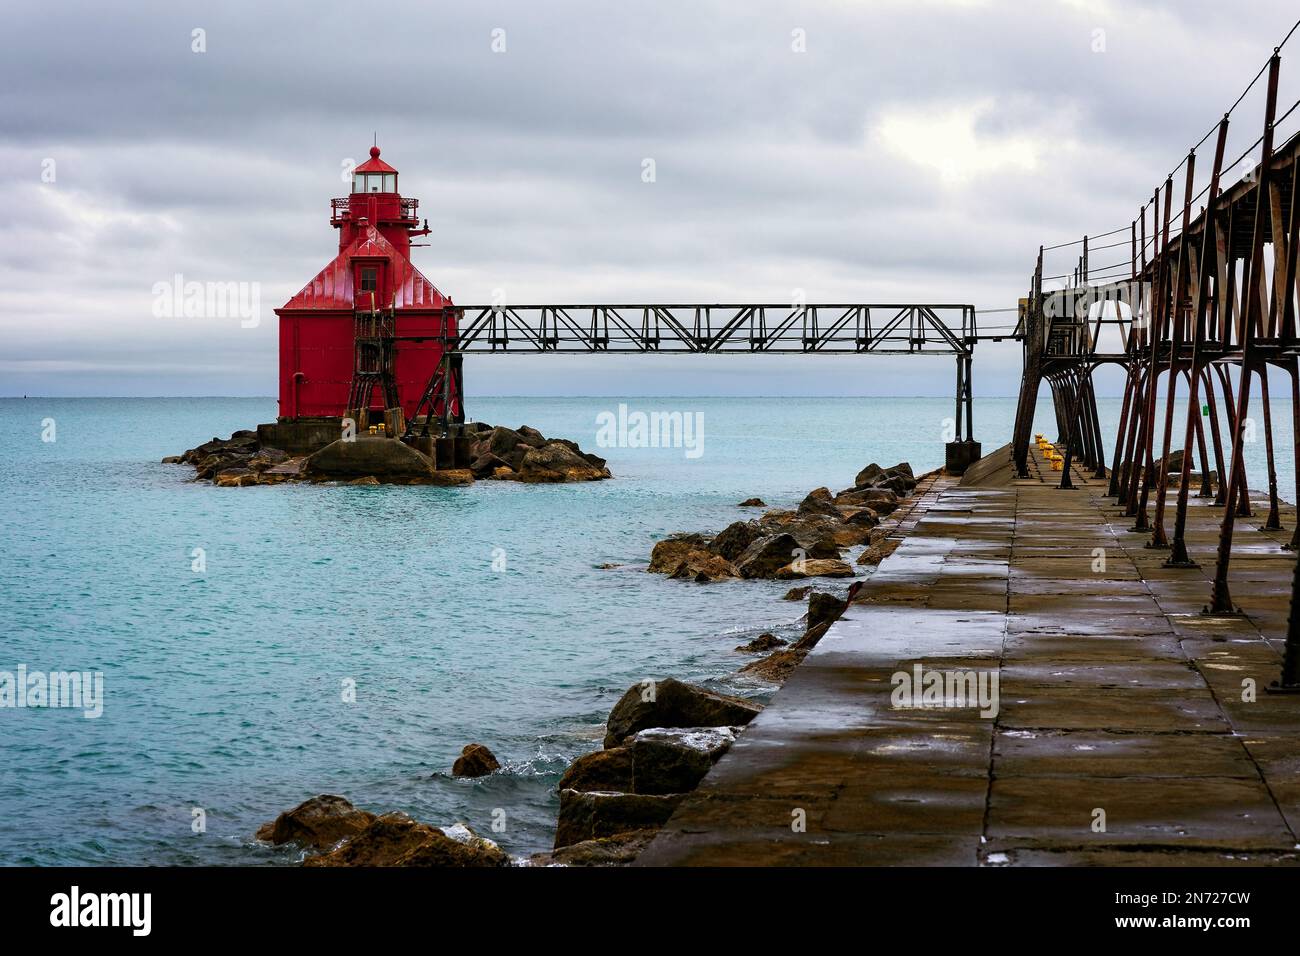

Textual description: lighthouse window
[352,173,392,193]
[359,267,378,292]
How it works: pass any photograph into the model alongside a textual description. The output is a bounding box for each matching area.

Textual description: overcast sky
[3,0,1298,398]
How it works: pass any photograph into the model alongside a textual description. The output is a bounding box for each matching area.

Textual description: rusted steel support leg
[1058,377,1077,491]
[1119,369,1146,508]
[1167,364,1205,568]
[1259,365,1283,530]
[1190,372,1214,498]
[1075,371,1099,471]
[1149,361,1181,549]
[1124,371,1149,514]
[1289,361,1300,550]
[1202,368,1227,501]
[1108,365,1137,496]
[1086,374,1108,479]
[1131,368,1159,531]
[1269,551,1300,690]
[1010,345,1042,480]
[1208,361,1252,614]
[1216,365,1251,515]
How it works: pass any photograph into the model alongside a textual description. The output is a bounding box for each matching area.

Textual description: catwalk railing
[1011,30,1300,690]
[398,303,985,448]
[446,303,978,354]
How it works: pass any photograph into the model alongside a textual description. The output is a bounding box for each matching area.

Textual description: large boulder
[797,487,841,519]
[1160,448,1186,473]
[557,747,635,793]
[260,457,307,481]
[740,648,807,683]
[854,463,884,487]
[469,451,511,478]
[518,442,609,482]
[734,533,803,579]
[648,533,710,573]
[757,513,843,556]
[845,507,879,528]
[774,558,855,579]
[668,549,739,583]
[530,829,657,867]
[831,525,875,548]
[195,451,253,481]
[807,591,849,631]
[857,535,902,566]
[628,726,737,795]
[183,430,259,467]
[736,632,787,652]
[708,520,762,561]
[247,447,289,471]
[420,468,475,487]
[306,437,435,479]
[603,677,761,748]
[873,474,915,495]
[554,790,685,849]
[451,743,500,777]
[255,794,377,850]
[215,467,257,487]
[516,425,548,448]
[304,812,508,867]
[835,488,900,514]
[486,425,528,458]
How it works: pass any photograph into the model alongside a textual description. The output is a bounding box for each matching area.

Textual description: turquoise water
[0,395,1294,865]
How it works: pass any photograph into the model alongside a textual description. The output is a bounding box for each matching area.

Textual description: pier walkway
[637,446,1300,866]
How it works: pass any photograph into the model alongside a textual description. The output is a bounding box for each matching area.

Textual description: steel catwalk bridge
[445,303,980,354]
[1010,29,1300,690]
[395,303,993,468]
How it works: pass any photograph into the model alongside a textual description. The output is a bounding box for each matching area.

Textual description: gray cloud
[2,0,1297,398]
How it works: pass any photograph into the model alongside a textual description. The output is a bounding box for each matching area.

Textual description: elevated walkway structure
[1010,38,1300,690]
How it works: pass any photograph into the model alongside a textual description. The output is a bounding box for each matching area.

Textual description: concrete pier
[637,445,1300,866]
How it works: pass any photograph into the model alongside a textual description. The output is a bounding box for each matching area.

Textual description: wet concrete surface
[637,448,1300,866]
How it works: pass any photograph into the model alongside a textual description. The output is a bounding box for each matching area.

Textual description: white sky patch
[1056,0,1114,15]
[874,99,1044,185]
[40,186,175,232]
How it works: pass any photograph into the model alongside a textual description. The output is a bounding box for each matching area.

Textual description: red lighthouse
[274,146,462,431]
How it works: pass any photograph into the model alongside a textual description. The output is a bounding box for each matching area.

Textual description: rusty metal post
[1208,52,1281,615]
[1259,368,1283,529]
[1152,156,1199,549]
[1133,185,1173,533]
[1168,119,1229,566]
[1108,364,1137,496]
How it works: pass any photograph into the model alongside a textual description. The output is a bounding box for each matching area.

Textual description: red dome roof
[353,145,397,174]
